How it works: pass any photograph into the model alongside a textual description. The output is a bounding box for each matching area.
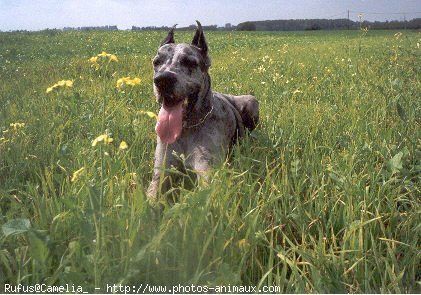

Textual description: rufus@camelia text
[3,283,85,293]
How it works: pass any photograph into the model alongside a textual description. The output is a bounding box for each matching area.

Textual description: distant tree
[306,23,321,31]
[237,22,256,31]
[203,25,218,31]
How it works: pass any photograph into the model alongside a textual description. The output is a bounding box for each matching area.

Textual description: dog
[147,21,259,202]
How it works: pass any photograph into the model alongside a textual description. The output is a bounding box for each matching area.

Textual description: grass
[0,29,420,293]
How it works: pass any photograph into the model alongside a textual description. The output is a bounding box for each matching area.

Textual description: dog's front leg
[188,146,214,185]
[147,141,173,203]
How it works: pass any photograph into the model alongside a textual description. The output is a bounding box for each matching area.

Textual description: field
[0,29,420,293]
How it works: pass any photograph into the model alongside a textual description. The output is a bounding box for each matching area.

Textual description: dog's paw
[146,184,159,202]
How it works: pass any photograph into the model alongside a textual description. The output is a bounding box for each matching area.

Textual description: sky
[0,0,420,31]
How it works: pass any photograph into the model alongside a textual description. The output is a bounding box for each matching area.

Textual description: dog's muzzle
[154,71,177,91]
[153,71,186,145]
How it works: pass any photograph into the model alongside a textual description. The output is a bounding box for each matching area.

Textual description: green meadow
[0,29,419,293]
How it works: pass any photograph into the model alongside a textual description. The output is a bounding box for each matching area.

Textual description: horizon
[0,0,420,32]
[2,17,419,32]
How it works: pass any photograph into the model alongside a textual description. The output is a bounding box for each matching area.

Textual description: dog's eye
[180,57,198,68]
[153,57,163,67]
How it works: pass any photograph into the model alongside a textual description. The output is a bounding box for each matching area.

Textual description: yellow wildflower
[71,167,85,183]
[116,76,141,88]
[92,134,113,147]
[292,89,303,95]
[394,32,402,40]
[90,52,118,69]
[238,239,249,250]
[128,77,141,85]
[116,77,129,88]
[105,135,114,144]
[109,54,118,62]
[119,141,128,150]
[10,122,25,130]
[46,80,73,93]
[89,56,100,69]
[140,110,158,120]
[89,56,98,63]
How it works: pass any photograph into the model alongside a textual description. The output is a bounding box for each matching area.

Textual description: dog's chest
[174,96,237,153]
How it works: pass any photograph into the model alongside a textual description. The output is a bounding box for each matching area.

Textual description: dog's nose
[154,72,177,90]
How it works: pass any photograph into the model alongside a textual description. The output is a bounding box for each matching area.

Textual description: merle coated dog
[147,21,259,202]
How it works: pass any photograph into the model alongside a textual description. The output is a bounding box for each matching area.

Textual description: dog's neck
[183,72,213,128]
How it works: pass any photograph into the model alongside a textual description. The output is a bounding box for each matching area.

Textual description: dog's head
[153,21,211,144]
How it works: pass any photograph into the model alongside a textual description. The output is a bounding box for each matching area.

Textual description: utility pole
[347,9,350,30]
[403,13,407,30]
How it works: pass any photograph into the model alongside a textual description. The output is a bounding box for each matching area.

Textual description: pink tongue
[155,102,184,144]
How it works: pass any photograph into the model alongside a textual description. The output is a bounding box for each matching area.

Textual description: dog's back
[222,94,259,131]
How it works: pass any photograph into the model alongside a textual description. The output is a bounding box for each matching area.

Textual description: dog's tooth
[183,98,188,106]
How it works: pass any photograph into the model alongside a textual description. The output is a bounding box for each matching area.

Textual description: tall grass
[0,29,419,293]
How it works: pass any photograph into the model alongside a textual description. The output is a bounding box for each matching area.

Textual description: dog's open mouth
[155,98,187,144]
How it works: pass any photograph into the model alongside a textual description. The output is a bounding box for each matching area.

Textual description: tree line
[4,18,420,33]
[236,18,421,31]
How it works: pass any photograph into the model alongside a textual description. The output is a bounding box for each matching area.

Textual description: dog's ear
[160,24,177,47]
[192,20,208,56]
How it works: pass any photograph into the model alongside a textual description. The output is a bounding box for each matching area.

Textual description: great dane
[147,21,259,202]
